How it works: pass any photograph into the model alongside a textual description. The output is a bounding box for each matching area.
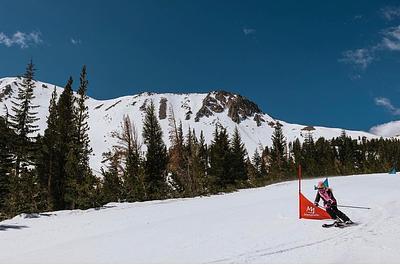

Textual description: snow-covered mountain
[0,172,399,263]
[370,120,400,138]
[0,77,380,175]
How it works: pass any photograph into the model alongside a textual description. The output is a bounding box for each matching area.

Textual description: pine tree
[142,101,168,200]
[73,66,97,209]
[0,116,14,219]
[10,60,39,177]
[314,137,336,176]
[101,152,123,203]
[209,125,233,191]
[7,61,42,215]
[269,123,287,181]
[302,132,316,176]
[188,129,207,195]
[36,87,59,210]
[230,127,248,186]
[291,138,302,167]
[252,149,262,179]
[53,77,76,210]
[183,127,195,195]
[197,131,209,194]
[337,130,357,174]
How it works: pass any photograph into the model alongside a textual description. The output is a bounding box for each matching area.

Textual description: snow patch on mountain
[370,120,400,137]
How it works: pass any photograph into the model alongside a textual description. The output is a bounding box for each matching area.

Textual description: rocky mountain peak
[194,90,263,124]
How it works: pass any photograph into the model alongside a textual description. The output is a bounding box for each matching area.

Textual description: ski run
[0,172,399,263]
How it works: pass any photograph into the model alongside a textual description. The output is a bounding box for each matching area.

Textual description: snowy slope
[0,77,381,175]
[0,172,399,263]
[370,120,400,137]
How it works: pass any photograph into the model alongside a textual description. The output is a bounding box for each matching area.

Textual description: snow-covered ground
[0,172,399,263]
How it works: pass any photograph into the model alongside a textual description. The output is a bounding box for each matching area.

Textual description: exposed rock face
[105,100,122,111]
[301,126,316,131]
[180,97,192,120]
[159,97,168,120]
[94,104,104,109]
[139,99,149,112]
[254,114,265,127]
[195,91,263,124]
[0,84,13,102]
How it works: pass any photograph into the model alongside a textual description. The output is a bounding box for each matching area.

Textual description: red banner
[299,192,332,220]
[298,165,331,220]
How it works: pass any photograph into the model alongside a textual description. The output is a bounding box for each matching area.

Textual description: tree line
[1,61,400,220]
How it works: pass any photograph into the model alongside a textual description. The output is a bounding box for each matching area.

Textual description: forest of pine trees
[1,61,400,221]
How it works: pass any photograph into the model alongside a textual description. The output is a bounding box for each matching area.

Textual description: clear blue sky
[1,0,400,131]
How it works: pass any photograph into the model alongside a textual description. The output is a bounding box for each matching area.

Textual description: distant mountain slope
[370,120,400,138]
[0,77,380,174]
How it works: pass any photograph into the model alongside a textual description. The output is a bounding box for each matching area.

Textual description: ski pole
[337,204,371,210]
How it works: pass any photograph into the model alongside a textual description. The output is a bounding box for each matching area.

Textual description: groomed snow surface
[0,172,399,263]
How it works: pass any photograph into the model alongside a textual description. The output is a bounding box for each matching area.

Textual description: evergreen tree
[53,77,76,210]
[252,149,262,179]
[10,60,39,177]
[6,61,42,215]
[269,123,287,180]
[183,127,195,195]
[314,137,336,176]
[337,130,357,174]
[209,125,233,191]
[101,152,123,203]
[302,132,316,176]
[36,87,59,210]
[0,116,14,218]
[230,127,248,185]
[189,129,207,195]
[73,66,97,209]
[197,131,209,194]
[142,101,168,200]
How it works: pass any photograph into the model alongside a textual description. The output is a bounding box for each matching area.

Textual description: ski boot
[334,218,344,227]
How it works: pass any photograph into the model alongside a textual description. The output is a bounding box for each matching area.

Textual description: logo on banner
[306,206,315,215]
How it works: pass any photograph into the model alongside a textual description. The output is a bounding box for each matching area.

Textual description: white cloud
[381,26,400,51]
[370,120,400,137]
[339,48,375,70]
[242,28,256,36]
[0,31,42,48]
[381,6,400,21]
[71,38,82,45]
[375,97,400,115]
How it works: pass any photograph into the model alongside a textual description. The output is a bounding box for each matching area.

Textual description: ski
[322,221,357,228]
[322,222,340,228]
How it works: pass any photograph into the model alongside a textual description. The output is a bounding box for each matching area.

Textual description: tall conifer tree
[10,60,39,176]
[142,101,168,200]
[230,127,248,185]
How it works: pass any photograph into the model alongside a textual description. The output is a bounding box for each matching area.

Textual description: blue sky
[1,0,400,131]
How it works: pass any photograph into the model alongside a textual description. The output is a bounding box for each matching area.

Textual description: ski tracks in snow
[206,225,355,263]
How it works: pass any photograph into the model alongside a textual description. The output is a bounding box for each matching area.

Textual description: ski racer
[314,181,353,225]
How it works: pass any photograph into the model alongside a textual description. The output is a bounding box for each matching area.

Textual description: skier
[314,181,353,225]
